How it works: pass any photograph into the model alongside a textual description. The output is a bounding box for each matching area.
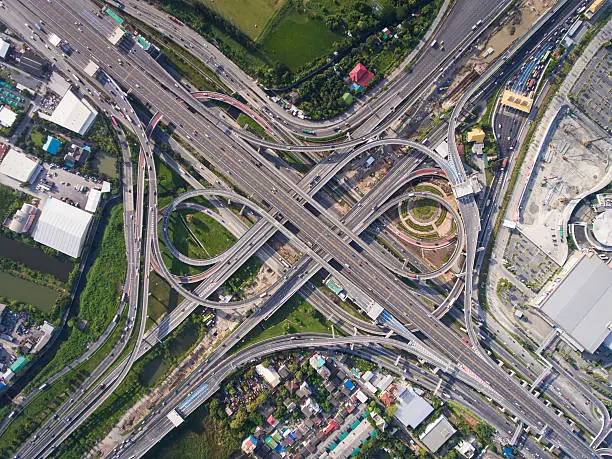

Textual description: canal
[0,235,73,282]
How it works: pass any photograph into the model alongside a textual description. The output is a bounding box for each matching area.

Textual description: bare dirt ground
[95,313,239,457]
[243,265,280,298]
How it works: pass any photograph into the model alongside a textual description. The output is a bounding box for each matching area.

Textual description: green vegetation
[221,256,263,299]
[159,211,207,277]
[182,209,237,258]
[156,156,189,198]
[258,5,342,72]
[29,204,126,386]
[236,113,268,138]
[0,184,26,222]
[52,316,208,458]
[410,197,437,220]
[148,272,183,325]
[234,294,334,351]
[152,0,441,119]
[276,150,309,173]
[198,0,280,40]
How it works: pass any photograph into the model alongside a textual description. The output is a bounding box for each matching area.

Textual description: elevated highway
[7,0,602,456]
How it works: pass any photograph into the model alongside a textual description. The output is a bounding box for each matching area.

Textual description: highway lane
[71,2,604,452]
[116,0,511,138]
[8,0,604,454]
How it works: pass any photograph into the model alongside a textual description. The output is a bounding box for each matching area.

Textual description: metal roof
[32,198,93,258]
[419,416,456,452]
[394,389,433,428]
[38,91,98,135]
[0,148,41,183]
[541,254,612,353]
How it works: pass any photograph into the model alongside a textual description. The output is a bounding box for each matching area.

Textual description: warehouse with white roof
[541,254,612,353]
[38,91,98,135]
[32,198,93,258]
[0,148,42,183]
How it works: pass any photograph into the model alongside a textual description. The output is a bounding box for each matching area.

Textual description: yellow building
[466,128,485,143]
[585,0,605,20]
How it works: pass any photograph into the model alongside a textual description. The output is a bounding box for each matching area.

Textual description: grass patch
[148,272,182,324]
[410,197,437,220]
[221,256,263,300]
[182,209,237,258]
[233,294,334,352]
[198,0,280,41]
[434,208,447,227]
[156,156,189,199]
[159,211,208,277]
[258,7,342,72]
[236,113,268,138]
[276,150,309,174]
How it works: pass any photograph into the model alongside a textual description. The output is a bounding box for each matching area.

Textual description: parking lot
[503,232,559,293]
[572,46,611,130]
[33,163,105,209]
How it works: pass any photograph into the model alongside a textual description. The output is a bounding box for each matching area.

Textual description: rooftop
[38,91,98,135]
[419,416,456,453]
[541,254,612,353]
[32,198,93,258]
[0,106,17,128]
[0,148,42,183]
[593,210,612,247]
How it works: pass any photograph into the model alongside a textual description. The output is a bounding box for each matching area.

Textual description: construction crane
[584,136,609,148]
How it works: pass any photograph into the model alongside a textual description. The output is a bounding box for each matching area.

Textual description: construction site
[518,110,612,264]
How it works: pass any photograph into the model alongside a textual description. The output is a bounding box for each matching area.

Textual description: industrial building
[0,38,10,60]
[32,197,93,258]
[18,50,46,78]
[0,106,17,128]
[394,388,434,428]
[38,90,98,135]
[592,210,612,248]
[6,203,38,234]
[541,254,612,353]
[419,416,456,453]
[0,148,42,184]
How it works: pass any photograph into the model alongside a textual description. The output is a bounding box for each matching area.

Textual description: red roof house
[349,63,375,88]
[324,419,340,435]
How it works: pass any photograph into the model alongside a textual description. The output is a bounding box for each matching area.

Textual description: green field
[258,9,341,72]
[198,0,282,40]
[181,209,237,258]
[148,272,182,324]
[233,294,334,352]
[411,198,438,220]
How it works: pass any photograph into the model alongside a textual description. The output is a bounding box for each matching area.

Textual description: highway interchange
[1,0,609,457]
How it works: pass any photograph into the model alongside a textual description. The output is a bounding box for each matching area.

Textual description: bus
[302,129,316,135]
[111,116,119,127]
[168,15,184,26]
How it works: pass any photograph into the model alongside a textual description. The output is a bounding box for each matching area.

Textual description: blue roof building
[43,136,62,155]
[344,379,355,390]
